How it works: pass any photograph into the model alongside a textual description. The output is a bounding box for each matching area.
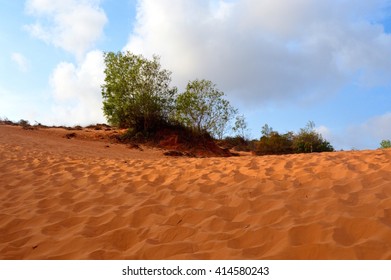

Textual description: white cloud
[11,52,30,72]
[22,0,108,125]
[49,50,106,125]
[362,113,391,139]
[25,0,107,58]
[0,85,44,122]
[125,0,391,107]
[346,112,391,149]
[315,125,332,140]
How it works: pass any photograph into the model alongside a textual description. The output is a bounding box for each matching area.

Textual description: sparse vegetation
[86,124,111,130]
[292,121,334,153]
[101,51,241,143]
[73,125,83,130]
[254,121,334,155]
[101,51,177,134]
[256,130,294,155]
[1,51,339,157]
[218,136,251,152]
[18,119,35,130]
[99,51,336,156]
[0,114,336,157]
[380,139,391,149]
[0,117,17,126]
[232,114,249,139]
[175,79,237,139]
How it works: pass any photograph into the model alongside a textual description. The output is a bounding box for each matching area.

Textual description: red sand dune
[1,125,391,259]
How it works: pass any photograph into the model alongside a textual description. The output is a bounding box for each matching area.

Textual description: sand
[1,125,391,260]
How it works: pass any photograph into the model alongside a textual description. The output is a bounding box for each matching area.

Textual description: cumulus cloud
[11,52,30,72]
[49,50,106,125]
[125,0,391,106]
[22,0,108,125]
[25,0,107,58]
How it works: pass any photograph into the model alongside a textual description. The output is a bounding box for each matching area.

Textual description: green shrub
[175,79,237,139]
[380,140,391,149]
[101,51,177,134]
[255,122,334,155]
[292,122,334,153]
[219,136,253,152]
[255,131,294,155]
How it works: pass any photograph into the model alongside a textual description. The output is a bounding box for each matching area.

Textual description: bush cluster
[254,122,334,155]
[218,136,257,152]
[101,51,335,154]
[380,140,391,149]
[101,52,236,140]
[256,131,294,155]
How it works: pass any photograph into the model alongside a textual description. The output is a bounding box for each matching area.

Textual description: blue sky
[1,0,391,150]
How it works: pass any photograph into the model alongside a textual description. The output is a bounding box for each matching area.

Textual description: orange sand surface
[1,125,391,259]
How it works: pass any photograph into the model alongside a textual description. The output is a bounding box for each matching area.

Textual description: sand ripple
[1,126,391,259]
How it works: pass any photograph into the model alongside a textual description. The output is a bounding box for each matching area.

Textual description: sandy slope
[1,125,391,259]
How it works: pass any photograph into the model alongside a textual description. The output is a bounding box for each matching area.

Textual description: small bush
[254,122,334,155]
[380,140,391,149]
[65,133,77,139]
[293,122,334,153]
[116,127,159,143]
[219,136,247,149]
[0,117,15,125]
[255,132,294,155]
[116,128,137,142]
[19,119,35,130]
[292,131,334,153]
